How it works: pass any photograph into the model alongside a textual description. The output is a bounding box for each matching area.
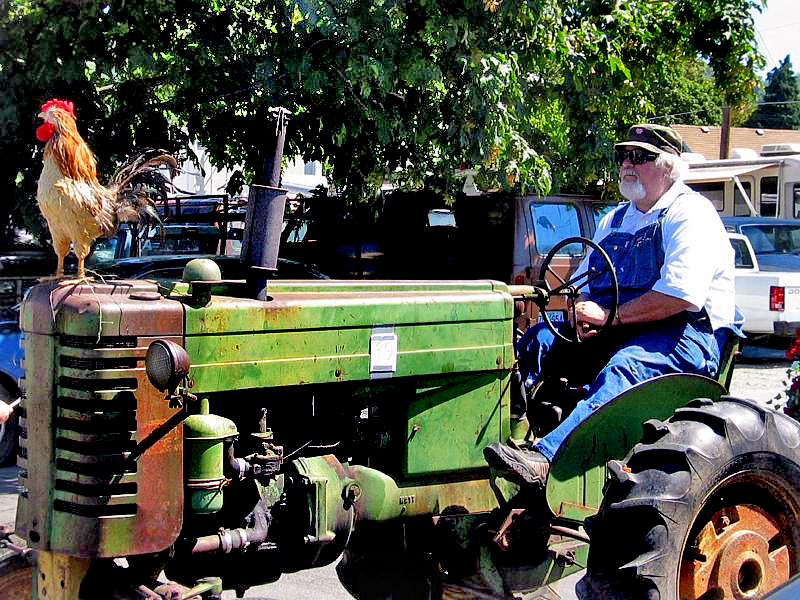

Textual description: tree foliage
[648,57,725,126]
[0,0,765,243]
[745,55,800,130]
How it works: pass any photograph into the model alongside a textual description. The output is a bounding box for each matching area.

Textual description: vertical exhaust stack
[241,185,288,298]
[241,107,291,298]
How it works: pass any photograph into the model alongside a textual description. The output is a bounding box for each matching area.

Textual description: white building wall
[173,143,327,199]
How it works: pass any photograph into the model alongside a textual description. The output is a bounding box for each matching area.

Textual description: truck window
[760,177,778,217]
[794,185,800,219]
[690,182,725,211]
[733,182,753,216]
[741,224,800,255]
[88,238,118,263]
[729,238,755,269]
[530,202,582,256]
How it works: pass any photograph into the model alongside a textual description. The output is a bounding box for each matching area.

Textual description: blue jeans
[518,315,721,461]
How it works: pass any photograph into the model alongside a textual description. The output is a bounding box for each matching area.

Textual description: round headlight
[145,340,190,392]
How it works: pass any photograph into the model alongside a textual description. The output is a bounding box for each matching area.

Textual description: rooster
[35,98,178,279]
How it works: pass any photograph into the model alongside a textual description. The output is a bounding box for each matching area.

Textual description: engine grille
[16,280,185,558]
[31,335,141,518]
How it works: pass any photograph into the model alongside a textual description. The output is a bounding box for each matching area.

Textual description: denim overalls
[517,198,721,461]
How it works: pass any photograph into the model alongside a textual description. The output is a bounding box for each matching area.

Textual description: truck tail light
[770,286,785,312]
[514,274,525,285]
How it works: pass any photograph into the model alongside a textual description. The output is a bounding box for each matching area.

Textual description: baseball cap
[615,124,683,156]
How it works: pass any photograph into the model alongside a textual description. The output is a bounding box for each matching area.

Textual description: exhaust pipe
[241,107,291,298]
[241,185,288,298]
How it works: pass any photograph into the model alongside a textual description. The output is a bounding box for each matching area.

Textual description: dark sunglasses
[614,148,659,166]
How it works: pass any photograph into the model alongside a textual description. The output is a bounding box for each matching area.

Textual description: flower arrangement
[783,332,800,419]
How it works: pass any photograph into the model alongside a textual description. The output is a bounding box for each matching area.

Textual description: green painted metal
[545,373,725,520]
[404,372,509,476]
[182,258,222,282]
[292,456,354,545]
[181,283,514,394]
[184,397,238,514]
[345,464,404,521]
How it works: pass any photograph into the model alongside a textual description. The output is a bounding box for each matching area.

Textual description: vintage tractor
[2,188,800,600]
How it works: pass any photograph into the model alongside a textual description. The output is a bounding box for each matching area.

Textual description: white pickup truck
[729,232,800,342]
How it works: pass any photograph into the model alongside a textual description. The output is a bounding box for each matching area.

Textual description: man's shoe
[483,443,550,489]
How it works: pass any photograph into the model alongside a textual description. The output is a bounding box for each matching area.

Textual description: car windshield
[741,224,800,255]
[141,226,221,256]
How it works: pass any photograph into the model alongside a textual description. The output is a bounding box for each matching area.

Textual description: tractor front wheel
[579,397,800,600]
[0,552,33,599]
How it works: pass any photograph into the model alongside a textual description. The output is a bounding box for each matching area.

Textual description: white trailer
[685,143,800,219]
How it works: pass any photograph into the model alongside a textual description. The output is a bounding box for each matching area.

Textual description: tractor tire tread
[580,397,800,600]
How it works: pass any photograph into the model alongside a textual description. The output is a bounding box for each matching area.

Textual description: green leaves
[0,0,766,244]
[745,56,800,130]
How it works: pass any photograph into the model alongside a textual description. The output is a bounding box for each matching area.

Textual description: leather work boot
[483,443,550,489]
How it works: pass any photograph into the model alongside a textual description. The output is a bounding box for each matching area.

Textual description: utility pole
[720,106,732,159]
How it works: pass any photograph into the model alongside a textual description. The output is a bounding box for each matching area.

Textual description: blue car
[0,306,22,465]
[722,217,800,271]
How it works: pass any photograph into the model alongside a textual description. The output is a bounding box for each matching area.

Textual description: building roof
[672,124,800,160]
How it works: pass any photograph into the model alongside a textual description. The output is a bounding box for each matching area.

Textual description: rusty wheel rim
[0,563,32,600]
[680,503,793,599]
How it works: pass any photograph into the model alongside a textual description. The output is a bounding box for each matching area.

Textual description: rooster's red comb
[40,98,75,117]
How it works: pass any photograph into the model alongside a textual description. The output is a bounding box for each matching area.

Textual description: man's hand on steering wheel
[537,236,619,344]
[572,298,611,340]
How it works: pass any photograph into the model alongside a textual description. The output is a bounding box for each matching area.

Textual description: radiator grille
[59,335,137,349]
[46,335,142,517]
[60,356,138,370]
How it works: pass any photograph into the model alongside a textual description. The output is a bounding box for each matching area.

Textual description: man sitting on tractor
[485,124,740,489]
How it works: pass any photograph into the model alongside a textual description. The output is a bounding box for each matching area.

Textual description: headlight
[145,340,190,392]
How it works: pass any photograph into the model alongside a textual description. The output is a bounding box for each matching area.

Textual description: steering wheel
[536,236,619,343]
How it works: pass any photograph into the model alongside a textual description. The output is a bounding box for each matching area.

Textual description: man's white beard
[619,179,646,202]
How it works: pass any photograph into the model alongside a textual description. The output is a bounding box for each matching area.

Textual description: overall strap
[609,203,630,229]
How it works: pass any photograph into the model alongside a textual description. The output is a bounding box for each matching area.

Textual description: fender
[545,373,725,520]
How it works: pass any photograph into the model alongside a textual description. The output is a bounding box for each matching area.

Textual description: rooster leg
[74,241,92,280]
[39,235,71,281]
[55,243,92,286]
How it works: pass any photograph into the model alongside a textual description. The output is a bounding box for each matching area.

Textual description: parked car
[90,253,329,281]
[723,217,800,270]
[86,223,328,281]
[728,230,800,343]
[282,190,619,329]
[0,306,22,464]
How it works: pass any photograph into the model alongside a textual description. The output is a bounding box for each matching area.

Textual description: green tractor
[2,188,800,600]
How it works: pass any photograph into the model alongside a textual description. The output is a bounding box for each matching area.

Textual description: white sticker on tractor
[370,327,397,377]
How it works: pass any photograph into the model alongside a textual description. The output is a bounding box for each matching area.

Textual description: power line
[755,28,777,69]
[758,21,800,33]
[650,100,800,122]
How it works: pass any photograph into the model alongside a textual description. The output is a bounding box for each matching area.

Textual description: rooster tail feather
[109,148,178,228]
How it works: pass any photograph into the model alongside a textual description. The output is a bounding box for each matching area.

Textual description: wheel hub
[680,504,790,599]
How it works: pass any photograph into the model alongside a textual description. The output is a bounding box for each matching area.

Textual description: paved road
[0,356,789,599]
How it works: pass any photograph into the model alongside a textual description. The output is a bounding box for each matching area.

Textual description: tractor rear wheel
[579,397,800,600]
[0,552,33,599]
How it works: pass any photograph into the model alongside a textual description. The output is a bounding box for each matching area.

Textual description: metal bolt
[344,482,362,503]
